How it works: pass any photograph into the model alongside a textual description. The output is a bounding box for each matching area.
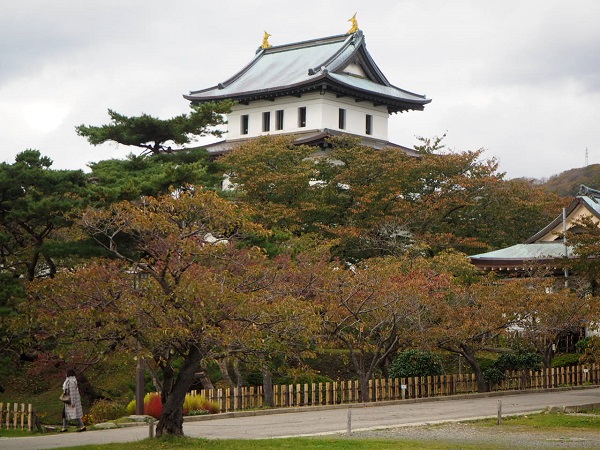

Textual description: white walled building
[184,28,430,154]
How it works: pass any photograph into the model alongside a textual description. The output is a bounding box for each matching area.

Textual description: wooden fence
[190,364,599,413]
[0,402,34,431]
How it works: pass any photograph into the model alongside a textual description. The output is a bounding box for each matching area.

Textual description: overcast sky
[2,1,599,180]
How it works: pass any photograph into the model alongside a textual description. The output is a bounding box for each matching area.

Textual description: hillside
[541,164,600,197]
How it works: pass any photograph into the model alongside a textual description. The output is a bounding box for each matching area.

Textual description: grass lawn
[2,411,600,450]
[474,410,600,429]
[40,436,505,450]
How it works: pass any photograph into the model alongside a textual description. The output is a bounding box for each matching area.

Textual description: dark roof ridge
[262,32,351,54]
[578,184,600,199]
[307,31,361,76]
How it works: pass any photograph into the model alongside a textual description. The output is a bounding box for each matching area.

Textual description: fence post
[28,404,33,431]
[294,383,300,407]
[332,381,336,405]
[149,418,155,438]
[303,383,308,406]
[497,400,502,425]
[346,405,352,436]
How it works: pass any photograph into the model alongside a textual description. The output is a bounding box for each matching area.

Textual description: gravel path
[340,420,600,449]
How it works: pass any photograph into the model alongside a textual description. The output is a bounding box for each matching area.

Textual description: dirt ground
[340,421,600,449]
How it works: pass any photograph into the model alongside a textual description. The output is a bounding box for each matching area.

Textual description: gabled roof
[469,185,600,271]
[184,31,431,114]
[469,243,571,271]
[525,188,600,243]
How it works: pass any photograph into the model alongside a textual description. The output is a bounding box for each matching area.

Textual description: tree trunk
[262,366,274,407]
[195,367,215,390]
[358,372,370,402]
[156,345,202,437]
[145,362,162,393]
[542,343,554,369]
[217,358,235,389]
[347,347,371,402]
[232,359,243,389]
[460,349,488,393]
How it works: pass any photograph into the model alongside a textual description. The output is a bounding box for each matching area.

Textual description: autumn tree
[419,262,562,393]
[220,135,562,260]
[22,187,322,437]
[314,256,452,402]
[224,253,322,406]
[218,135,318,232]
[23,188,260,436]
[76,101,233,155]
[323,137,562,258]
[512,276,598,367]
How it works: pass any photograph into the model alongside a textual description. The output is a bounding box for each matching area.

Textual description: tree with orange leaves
[314,255,452,402]
[220,135,562,260]
[21,188,316,437]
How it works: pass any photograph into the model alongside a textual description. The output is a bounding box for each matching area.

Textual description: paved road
[2,387,599,449]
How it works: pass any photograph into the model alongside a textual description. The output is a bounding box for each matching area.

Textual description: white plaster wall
[226,92,389,140]
[318,95,388,139]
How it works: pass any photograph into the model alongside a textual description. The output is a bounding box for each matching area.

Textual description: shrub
[127,392,221,419]
[183,394,205,414]
[82,414,95,426]
[484,350,543,387]
[245,371,263,386]
[389,350,443,378]
[183,393,219,415]
[495,351,542,372]
[576,338,590,353]
[552,353,581,368]
[477,357,497,372]
[144,392,162,419]
[483,367,506,385]
[89,399,127,422]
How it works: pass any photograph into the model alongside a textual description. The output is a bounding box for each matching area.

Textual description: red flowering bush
[144,392,163,419]
[127,392,220,418]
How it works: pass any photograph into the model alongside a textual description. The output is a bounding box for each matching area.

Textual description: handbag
[60,391,71,404]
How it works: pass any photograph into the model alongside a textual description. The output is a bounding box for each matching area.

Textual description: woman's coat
[62,376,83,420]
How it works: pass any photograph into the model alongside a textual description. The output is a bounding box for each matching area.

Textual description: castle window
[241,115,249,135]
[262,111,271,132]
[339,108,346,130]
[298,107,306,128]
[276,110,284,130]
[365,114,373,135]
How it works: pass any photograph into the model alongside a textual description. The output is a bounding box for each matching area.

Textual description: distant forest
[536,164,600,197]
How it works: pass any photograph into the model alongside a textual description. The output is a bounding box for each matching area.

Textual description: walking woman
[61,368,86,432]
